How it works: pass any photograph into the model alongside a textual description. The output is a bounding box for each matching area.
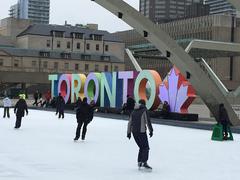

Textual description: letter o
[134,70,162,110]
[58,74,71,103]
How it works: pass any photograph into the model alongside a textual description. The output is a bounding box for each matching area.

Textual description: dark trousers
[32,98,38,106]
[133,132,150,163]
[222,124,228,136]
[75,120,89,139]
[58,110,64,118]
[3,107,10,118]
[15,115,23,128]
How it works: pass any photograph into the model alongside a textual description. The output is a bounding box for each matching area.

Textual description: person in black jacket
[14,95,28,129]
[127,99,153,170]
[74,97,91,141]
[219,103,230,140]
[58,95,65,119]
[126,95,135,116]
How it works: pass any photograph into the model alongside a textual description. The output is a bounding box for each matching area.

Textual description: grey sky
[0,0,139,33]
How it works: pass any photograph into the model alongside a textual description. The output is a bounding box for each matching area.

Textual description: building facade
[139,0,204,23]
[204,0,239,16]
[113,14,240,90]
[0,18,125,95]
[9,0,50,24]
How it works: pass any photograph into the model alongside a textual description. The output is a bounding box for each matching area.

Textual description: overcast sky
[0,0,139,33]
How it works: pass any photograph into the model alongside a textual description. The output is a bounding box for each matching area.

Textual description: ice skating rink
[0,109,240,180]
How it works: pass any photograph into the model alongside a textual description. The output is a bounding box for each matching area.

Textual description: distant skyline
[0,0,139,33]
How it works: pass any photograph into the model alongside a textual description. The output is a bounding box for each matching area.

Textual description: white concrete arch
[92,0,240,126]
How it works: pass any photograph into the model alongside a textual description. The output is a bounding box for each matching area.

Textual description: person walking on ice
[74,97,91,141]
[3,95,12,118]
[127,99,153,171]
[14,94,28,129]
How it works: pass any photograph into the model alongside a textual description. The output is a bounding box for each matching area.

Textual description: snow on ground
[0,108,240,180]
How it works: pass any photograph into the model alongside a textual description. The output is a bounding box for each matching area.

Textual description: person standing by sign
[127,99,153,171]
[126,95,135,116]
[219,103,230,140]
[14,94,28,129]
[3,96,12,118]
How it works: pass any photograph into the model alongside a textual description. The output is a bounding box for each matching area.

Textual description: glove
[149,131,153,138]
[127,133,131,139]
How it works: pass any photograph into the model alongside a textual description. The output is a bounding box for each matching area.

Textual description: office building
[139,0,204,23]
[204,0,239,16]
[9,0,50,24]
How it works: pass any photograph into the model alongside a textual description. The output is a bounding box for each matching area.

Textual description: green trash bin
[211,124,233,141]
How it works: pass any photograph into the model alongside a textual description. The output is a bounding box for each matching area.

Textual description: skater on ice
[127,99,153,171]
[3,95,12,118]
[74,97,91,141]
[14,94,28,129]
[56,93,65,118]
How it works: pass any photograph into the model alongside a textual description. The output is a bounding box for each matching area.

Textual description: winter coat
[3,97,12,107]
[88,104,96,122]
[14,99,28,117]
[56,96,65,110]
[219,106,230,125]
[76,102,90,123]
[127,104,153,134]
[126,97,135,111]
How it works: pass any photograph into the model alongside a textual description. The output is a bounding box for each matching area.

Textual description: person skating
[56,93,64,116]
[57,94,65,119]
[32,90,39,106]
[14,94,28,129]
[127,99,153,171]
[74,97,91,141]
[3,96,12,118]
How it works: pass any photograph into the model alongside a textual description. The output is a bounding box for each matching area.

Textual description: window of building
[43,61,48,68]
[55,31,64,38]
[57,41,61,48]
[46,40,51,47]
[64,63,69,70]
[114,65,119,71]
[105,45,109,51]
[67,42,71,49]
[82,55,91,60]
[75,64,79,71]
[39,51,50,57]
[0,59,3,66]
[94,35,103,41]
[14,60,19,67]
[61,53,71,59]
[32,61,37,67]
[104,65,108,72]
[77,43,80,49]
[85,64,89,72]
[75,33,83,39]
[54,62,58,70]
[96,44,99,51]
[101,56,110,61]
[95,64,99,71]
[86,43,90,50]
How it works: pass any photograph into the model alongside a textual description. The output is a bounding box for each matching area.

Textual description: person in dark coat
[57,95,65,119]
[32,90,39,106]
[88,100,96,122]
[14,95,28,129]
[75,97,82,109]
[126,95,135,116]
[74,97,91,141]
[127,99,153,170]
[162,101,170,118]
[219,103,230,140]
[56,93,64,116]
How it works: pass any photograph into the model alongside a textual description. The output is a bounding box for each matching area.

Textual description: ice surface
[0,108,240,180]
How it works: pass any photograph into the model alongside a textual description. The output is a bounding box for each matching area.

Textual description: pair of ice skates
[138,162,152,171]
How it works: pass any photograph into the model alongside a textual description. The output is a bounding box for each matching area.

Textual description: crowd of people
[0,91,233,171]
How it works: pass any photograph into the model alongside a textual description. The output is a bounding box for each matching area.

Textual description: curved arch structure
[92,0,240,126]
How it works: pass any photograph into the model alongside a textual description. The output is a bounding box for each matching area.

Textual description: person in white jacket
[3,96,12,118]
